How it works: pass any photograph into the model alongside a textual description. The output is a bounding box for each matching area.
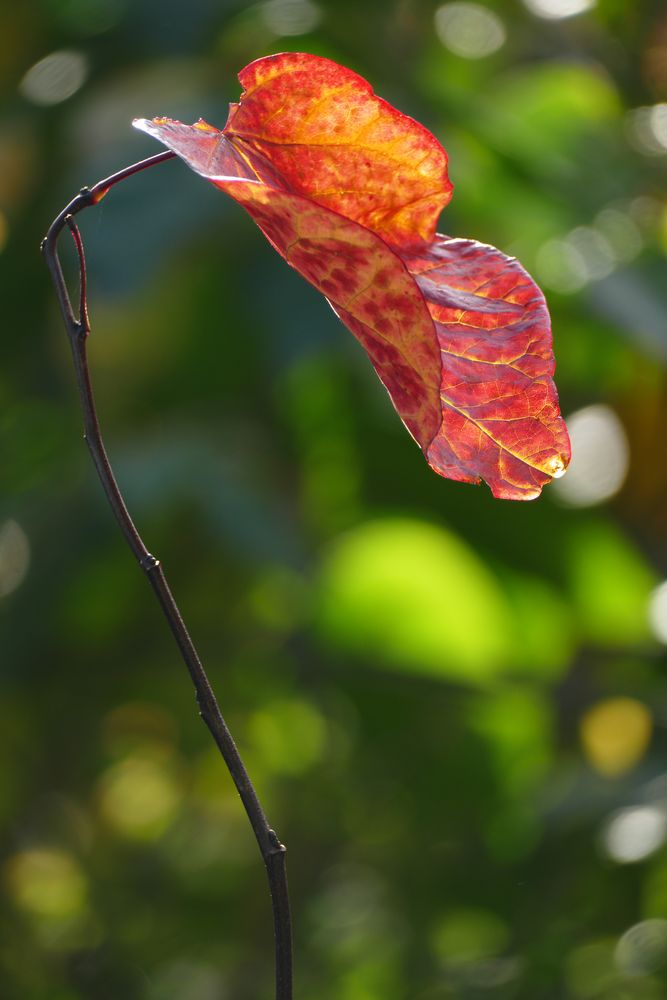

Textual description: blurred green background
[2,1,667,997]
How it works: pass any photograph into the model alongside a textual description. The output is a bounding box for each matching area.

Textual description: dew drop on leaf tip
[548,456,568,479]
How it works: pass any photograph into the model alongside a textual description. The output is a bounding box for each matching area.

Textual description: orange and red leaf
[134,52,570,500]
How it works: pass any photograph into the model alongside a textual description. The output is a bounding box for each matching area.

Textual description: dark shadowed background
[2,1,667,997]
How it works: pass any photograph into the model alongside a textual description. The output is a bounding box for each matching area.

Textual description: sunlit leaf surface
[134,51,570,499]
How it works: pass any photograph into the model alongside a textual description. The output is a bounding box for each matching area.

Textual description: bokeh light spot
[536,221,625,294]
[567,227,616,280]
[19,50,89,106]
[432,908,509,965]
[6,848,87,918]
[98,755,181,839]
[565,939,617,997]
[580,698,652,778]
[552,405,629,507]
[615,919,667,976]
[651,104,667,149]
[260,0,322,36]
[434,3,506,59]
[594,206,643,263]
[602,806,667,864]
[248,697,326,775]
[523,0,595,19]
[648,581,667,644]
[310,864,395,952]
[626,105,667,156]
[535,237,589,294]
[0,519,30,598]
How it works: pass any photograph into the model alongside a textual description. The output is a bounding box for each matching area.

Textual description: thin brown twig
[66,217,89,333]
[41,152,293,1000]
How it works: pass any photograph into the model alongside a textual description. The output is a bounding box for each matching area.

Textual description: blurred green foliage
[2,1,667,997]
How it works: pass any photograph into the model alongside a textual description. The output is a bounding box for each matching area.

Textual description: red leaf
[406,239,570,500]
[134,52,570,499]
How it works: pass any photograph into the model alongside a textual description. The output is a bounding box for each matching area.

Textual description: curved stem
[42,153,293,1000]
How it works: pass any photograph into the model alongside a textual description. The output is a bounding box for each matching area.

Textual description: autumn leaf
[134,52,570,500]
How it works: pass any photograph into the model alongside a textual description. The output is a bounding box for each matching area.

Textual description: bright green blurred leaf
[566,519,657,646]
[478,61,622,178]
[315,518,513,683]
[500,571,574,679]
